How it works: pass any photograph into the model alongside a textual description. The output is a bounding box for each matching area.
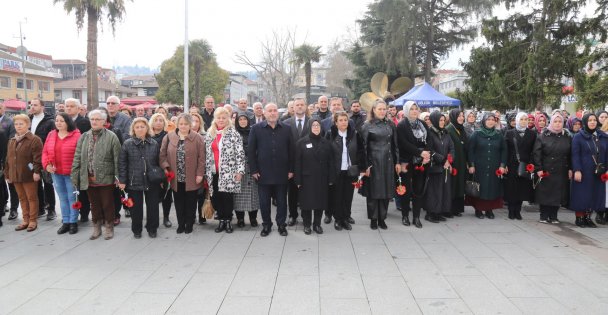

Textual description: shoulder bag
[137,144,166,185]
[513,136,528,178]
[465,173,480,198]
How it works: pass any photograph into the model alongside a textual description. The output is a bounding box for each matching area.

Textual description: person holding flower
[119,118,162,239]
[503,112,536,220]
[467,112,507,219]
[423,111,455,223]
[570,113,608,227]
[42,113,81,235]
[533,113,571,224]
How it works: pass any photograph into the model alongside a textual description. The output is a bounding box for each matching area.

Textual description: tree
[235,29,299,106]
[54,0,128,109]
[463,0,608,111]
[324,40,356,99]
[292,44,322,104]
[155,41,228,106]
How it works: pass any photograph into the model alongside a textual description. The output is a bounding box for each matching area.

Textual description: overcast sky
[3,0,514,73]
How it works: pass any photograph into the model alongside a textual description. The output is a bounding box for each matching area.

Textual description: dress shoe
[342,221,352,230]
[413,217,423,228]
[443,213,454,219]
[323,216,332,224]
[27,222,37,232]
[185,224,193,234]
[514,211,522,220]
[215,220,227,233]
[437,215,446,221]
[250,218,259,227]
[575,217,586,227]
[370,219,378,230]
[288,217,297,226]
[163,217,172,228]
[425,215,439,223]
[57,223,70,235]
[125,209,131,218]
[378,220,388,230]
[148,231,157,238]
[15,222,28,231]
[177,226,185,234]
[304,226,312,235]
[585,216,597,228]
[225,221,234,233]
[134,233,142,239]
[402,215,411,226]
[261,225,271,237]
[508,210,515,220]
[8,210,18,220]
[237,219,245,228]
[313,225,323,234]
[485,211,495,219]
[475,211,485,219]
[334,221,343,231]
[596,212,606,225]
[278,225,288,236]
[347,217,355,224]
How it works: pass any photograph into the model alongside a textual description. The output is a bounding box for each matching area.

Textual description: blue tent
[391,82,461,107]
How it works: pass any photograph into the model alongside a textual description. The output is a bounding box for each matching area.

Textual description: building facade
[0,50,60,104]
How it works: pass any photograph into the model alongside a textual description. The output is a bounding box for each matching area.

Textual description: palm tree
[188,39,213,106]
[54,0,127,109]
[293,44,322,104]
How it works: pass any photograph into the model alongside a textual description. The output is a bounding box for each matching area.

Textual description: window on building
[73,90,82,102]
[38,81,50,92]
[55,90,62,101]
[0,76,10,88]
[16,79,34,90]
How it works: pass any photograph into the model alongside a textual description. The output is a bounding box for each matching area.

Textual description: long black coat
[294,135,335,210]
[424,128,454,214]
[248,121,294,185]
[326,124,366,178]
[503,128,536,202]
[533,129,571,207]
[446,124,467,198]
[360,119,399,199]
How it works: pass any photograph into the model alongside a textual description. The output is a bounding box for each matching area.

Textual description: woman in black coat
[424,111,455,222]
[361,99,401,230]
[533,113,571,223]
[397,101,430,228]
[327,112,365,231]
[446,109,468,217]
[295,118,335,235]
[149,113,173,228]
[503,112,536,220]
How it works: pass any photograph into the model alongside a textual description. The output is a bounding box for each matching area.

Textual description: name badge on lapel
[306,143,313,149]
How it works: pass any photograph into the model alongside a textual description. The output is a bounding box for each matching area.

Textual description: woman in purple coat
[570,113,608,227]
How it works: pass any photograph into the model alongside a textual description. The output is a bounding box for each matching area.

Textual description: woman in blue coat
[570,113,608,228]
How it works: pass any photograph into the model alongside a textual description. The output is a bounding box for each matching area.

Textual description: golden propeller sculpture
[359,72,414,112]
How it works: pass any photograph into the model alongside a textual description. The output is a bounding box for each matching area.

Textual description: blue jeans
[52,174,78,223]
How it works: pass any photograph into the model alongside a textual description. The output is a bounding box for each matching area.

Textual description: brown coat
[160,130,205,192]
[5,132,43,183]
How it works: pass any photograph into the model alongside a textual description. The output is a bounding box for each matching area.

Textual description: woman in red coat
[42,113,81,235]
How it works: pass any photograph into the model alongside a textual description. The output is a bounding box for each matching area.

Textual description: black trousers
[113,187,123,218]
[236,210,258,221]
[37,177,56,212]
[508,200,523,213]
[367,198,389,220]
[9,182,19,210]
[197,189,205,218]
[161,185,173,218]
[211,175,234,220]
[0,176,8,209]
[540,205,559,220]
[302,209,323,227]
[174,182,197,228]
[331,171,356,221]
[258,183,287,227]
[451,197,465,214]
[288,179,299,219]
[128,186,160,234]
[396,172,412,212]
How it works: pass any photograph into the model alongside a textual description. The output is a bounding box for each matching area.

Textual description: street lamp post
[17,20,28,104]
[184,0,189,112]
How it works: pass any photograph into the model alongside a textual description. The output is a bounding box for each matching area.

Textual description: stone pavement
[1,195,608,315]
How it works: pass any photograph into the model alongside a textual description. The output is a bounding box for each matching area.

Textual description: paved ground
[1,195,608,315]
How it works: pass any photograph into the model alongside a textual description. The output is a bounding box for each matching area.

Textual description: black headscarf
[582,113,597,134]
[308,118,323,142]
[449,109,465,134]
[235,113,251,154]
[429,111,445,135]
[505,112,516,130]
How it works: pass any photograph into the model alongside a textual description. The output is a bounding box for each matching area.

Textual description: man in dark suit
[201,95,215,131]
[252,102,265,124]
[283,98,311,226]
[248,103,294,237]
[29,98,57,220]
[65,98,92,222]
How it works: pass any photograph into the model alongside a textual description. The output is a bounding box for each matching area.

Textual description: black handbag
[346,153,359,177]
[137,144,166,185]
[587,140,607,179]
[465,174,480,197]
[513,137,529,178]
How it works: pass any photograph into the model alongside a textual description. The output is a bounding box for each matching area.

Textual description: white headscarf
[515,112,528,132]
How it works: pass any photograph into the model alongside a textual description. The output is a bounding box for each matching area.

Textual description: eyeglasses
[90,118,105,121]
[107,102,118,105]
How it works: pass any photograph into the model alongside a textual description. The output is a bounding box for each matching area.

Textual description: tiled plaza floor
[1,195,608,314]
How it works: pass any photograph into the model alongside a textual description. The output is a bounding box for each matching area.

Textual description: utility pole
[16,19,28,104]
[184,0,189,112]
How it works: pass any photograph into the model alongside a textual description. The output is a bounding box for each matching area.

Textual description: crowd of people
[0,93,606,240]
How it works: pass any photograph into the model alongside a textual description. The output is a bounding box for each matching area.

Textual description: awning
[2,99,26,111]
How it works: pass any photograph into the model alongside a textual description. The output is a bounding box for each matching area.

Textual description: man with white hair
[65,98,91,134]
[236,98,254,121]
[105,95,132,142]
[252,102,265,124]
[79,104,88,117]
[248,103,294,237]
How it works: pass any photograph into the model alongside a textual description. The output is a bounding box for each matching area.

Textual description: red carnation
[540,171,550,178]
[123,197,134,208]
[165,171,175,182]
[71,201,82,210]
[352,180,363,189]
[601,173,608,183]
[526,164,535,173]
[447,154,454,164]
[495,169,504,177]
[396,184,406,195]
[103,122,111,129]
[416,165,425,172]
[451,168,458,176]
